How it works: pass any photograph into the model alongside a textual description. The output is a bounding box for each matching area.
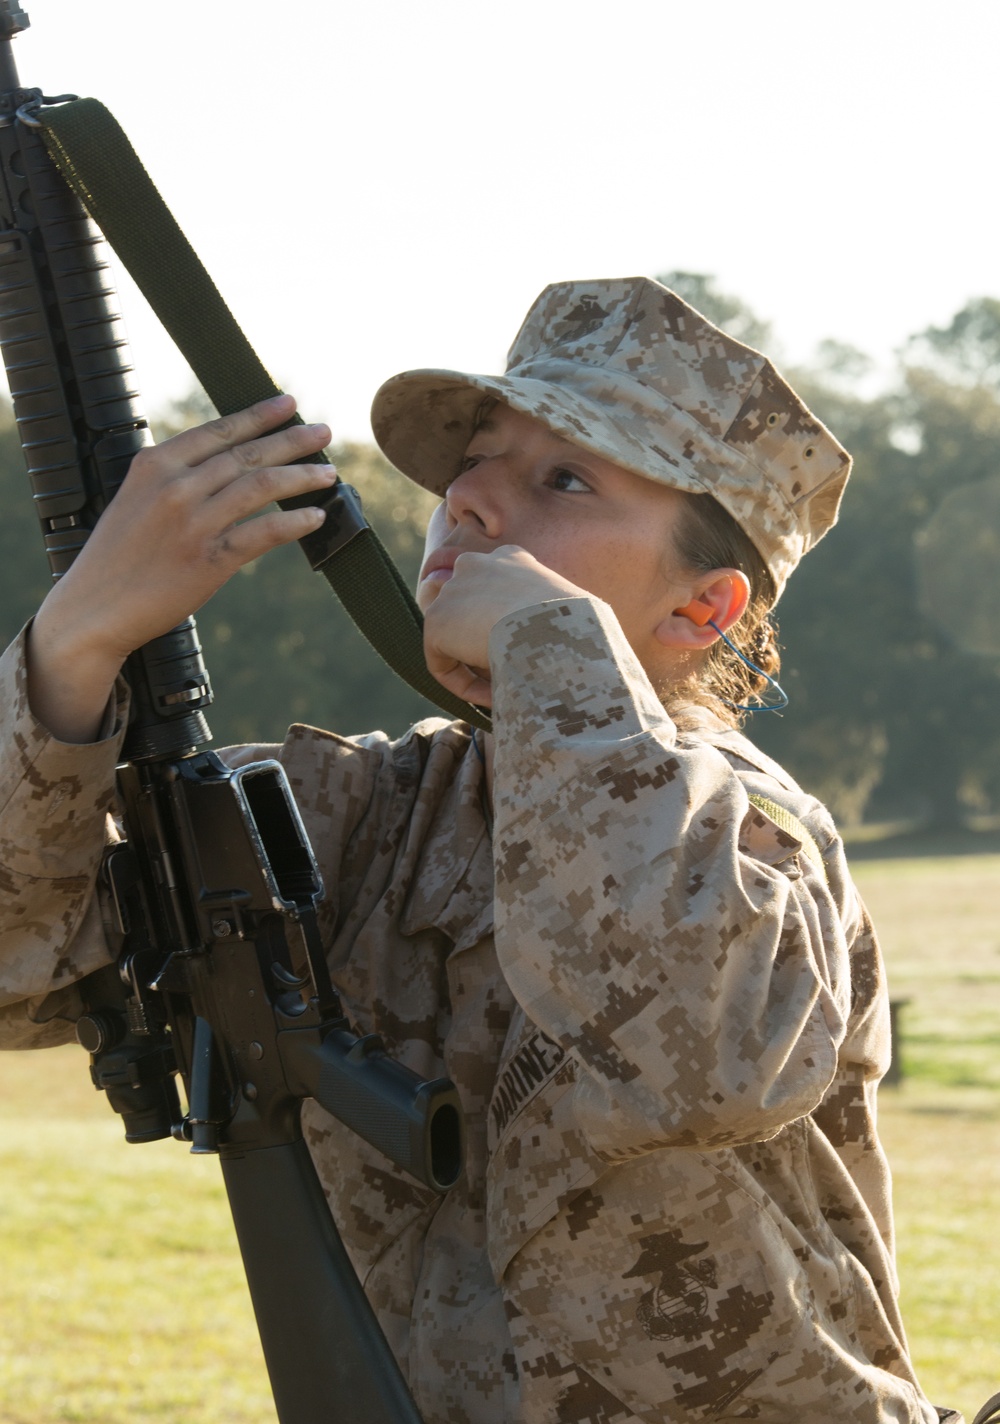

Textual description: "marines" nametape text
[490,1029,566,1140]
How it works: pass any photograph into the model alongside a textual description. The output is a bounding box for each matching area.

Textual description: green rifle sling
[39,97,491,733]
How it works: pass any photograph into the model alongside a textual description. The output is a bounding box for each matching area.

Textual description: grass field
[852,852,1000,1422]
[0,851,998,1422]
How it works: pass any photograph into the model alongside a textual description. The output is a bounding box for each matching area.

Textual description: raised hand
[27,393,332,742]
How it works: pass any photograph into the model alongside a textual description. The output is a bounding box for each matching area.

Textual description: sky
[6,0,999,441]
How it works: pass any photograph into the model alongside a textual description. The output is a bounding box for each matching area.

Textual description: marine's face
[416,403,690,673]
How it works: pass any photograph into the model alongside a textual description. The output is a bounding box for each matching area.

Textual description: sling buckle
[295,480,369,573]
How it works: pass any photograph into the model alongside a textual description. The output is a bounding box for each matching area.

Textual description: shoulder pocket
[747,792,827,886]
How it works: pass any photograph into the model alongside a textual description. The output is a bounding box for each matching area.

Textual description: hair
[668,492,781,728]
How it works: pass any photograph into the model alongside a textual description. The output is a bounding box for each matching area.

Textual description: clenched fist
[420,544,588,708]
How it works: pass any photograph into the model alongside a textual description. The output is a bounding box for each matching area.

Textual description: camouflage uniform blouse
[0,597,941,1423]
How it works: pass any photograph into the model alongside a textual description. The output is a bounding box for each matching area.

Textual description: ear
[654,570,751,649]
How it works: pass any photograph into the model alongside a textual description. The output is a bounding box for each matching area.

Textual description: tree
[904,297,1000,389]
[755,301,1000,828]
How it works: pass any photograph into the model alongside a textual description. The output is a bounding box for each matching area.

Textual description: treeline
[2,282,1000,830]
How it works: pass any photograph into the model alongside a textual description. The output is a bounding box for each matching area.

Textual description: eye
[549,466,591,493]
[458,453,484,473]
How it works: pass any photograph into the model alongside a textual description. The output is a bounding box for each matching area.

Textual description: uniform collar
[675,704,800,791]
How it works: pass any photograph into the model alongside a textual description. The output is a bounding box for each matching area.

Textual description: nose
[444,461,505,540]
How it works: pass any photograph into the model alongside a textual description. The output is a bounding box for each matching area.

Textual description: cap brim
[370,367,707,499]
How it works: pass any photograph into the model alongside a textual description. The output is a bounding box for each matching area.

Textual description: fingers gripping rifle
[0,9,462,1421]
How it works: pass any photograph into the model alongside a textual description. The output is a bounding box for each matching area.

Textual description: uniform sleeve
[488,597,852,1157]
[0,627,127,1043]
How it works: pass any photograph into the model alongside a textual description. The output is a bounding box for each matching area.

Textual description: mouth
[418,548,461,587]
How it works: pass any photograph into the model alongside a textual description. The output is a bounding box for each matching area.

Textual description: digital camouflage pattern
[0,606,946,1422]
[371,277,852,596]
[0,631,125,1045]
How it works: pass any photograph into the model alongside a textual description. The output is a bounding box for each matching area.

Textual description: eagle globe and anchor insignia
[551,294,610,343]
[624,1229,718,1340]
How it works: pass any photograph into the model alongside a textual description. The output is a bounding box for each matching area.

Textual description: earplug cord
[708,620,789,713]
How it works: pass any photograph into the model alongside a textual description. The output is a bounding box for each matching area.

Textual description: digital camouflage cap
[370,276,852,597]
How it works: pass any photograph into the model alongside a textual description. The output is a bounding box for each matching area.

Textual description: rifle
[0,7,463,1421]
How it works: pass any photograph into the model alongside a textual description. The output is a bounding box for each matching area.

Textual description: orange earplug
[674,598,714,627]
